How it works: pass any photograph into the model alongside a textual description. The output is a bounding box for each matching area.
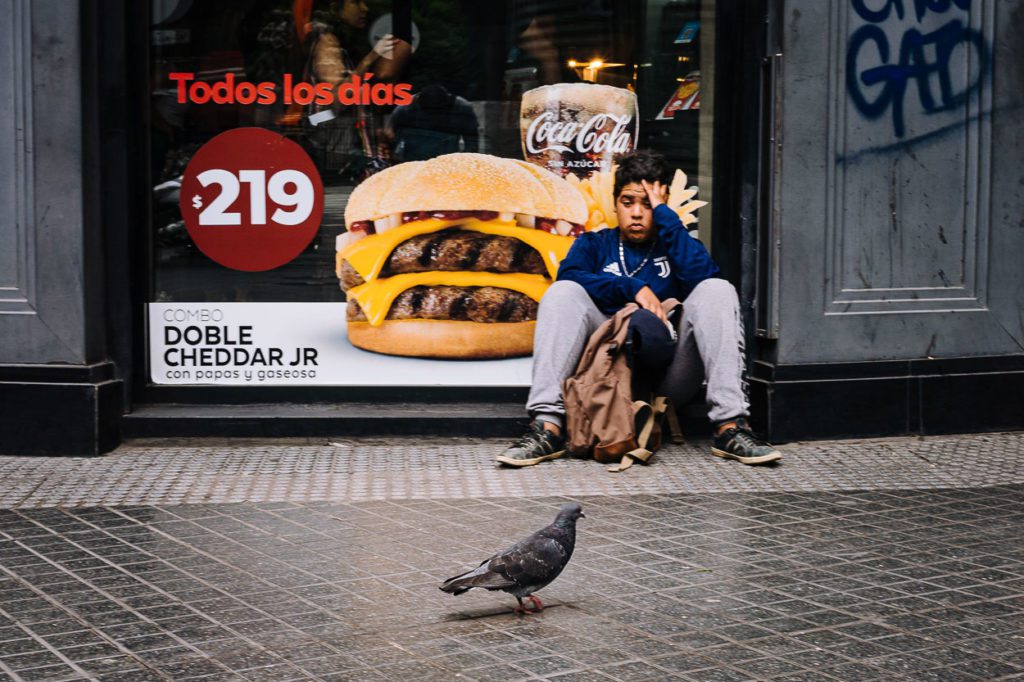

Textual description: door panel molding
[0,0,35,314]
[0,0,86,363]
[823,0,993,316]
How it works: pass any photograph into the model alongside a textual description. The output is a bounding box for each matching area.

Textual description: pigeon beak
[579,512,586,518]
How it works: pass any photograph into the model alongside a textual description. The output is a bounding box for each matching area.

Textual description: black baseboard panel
[0,363,123,456]
[919,372,1024,435]
[122,403,531,439]
[750,356,1024,442]
[135,384,531,405]
[121,402,714,440]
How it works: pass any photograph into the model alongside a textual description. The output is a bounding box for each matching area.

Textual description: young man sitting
[497,150,781,467]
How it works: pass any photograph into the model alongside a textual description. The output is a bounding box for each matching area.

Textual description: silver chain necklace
[618,235,657,277]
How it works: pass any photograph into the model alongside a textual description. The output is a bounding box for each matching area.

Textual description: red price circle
[179,127,324,272]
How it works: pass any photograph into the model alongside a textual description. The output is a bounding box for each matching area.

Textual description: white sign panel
[148,303,532,386]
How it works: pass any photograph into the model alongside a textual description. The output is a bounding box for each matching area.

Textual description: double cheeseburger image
[336,153,588,359]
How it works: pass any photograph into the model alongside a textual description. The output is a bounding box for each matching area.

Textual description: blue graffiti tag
[851,0,970,23]
[847,0,988,138]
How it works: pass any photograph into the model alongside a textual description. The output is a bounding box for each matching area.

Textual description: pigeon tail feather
[439,561,515,595]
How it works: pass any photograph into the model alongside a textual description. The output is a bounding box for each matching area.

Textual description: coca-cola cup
[520,83,638,179]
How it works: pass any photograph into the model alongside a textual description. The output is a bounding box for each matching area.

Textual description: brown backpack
[563,300,684,472]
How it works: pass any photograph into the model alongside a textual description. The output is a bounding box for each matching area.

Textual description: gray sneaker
[711,419,782,465]
[496,422,566,467]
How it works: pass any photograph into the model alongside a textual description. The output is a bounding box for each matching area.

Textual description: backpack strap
[653,396,685,444]
[607,400,657,473]
[607,446,652,473]
[606,397,684,472]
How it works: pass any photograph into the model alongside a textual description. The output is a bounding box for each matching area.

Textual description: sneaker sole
[495,450,566,468]
[710,447,782,465]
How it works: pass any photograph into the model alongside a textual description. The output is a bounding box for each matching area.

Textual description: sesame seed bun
[344,153,587,225]
[343,161,423,225]
[388,153,542,217]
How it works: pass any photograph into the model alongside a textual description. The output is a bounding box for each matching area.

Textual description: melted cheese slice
[337,218,573,282]
[349,272,550,327]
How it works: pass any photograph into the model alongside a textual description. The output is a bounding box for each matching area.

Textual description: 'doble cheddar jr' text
[163,325,318,368]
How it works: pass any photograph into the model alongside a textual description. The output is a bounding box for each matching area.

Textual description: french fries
[569,169,617,231]
[570,167,706,232]
[568,173,609,231]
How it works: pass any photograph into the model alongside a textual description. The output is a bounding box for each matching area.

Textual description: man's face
[615,182,656,244]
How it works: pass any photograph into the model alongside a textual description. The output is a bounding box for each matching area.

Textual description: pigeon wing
[488,534,570,591]
[439,554,517,593]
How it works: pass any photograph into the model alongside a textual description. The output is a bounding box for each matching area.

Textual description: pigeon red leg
[514,595,544,614]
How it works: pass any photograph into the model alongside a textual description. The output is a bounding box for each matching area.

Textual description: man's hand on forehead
[641,180,667,209]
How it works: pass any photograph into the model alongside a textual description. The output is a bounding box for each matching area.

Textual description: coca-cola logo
[525,112,634,155]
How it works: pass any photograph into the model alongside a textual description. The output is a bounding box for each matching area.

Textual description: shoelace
[512,426,547,449]
[730,428,768,450]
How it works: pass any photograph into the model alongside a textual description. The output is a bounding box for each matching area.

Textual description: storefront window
[148,0,714,386]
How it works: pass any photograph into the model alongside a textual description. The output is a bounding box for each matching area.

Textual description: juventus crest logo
[654,257,671,278]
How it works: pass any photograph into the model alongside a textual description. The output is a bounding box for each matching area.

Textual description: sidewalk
[0,433,1022,680]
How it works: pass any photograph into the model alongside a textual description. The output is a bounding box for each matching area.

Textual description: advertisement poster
[152,67,640,386]
[148,4,656,387]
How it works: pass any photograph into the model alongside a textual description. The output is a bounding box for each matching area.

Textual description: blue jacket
[556,204,721,315]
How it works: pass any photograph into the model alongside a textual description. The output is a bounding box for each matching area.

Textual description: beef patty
[339,229,547,291]
[347,286,538,323]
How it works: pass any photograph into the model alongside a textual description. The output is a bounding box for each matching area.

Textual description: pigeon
[439,502,585,613]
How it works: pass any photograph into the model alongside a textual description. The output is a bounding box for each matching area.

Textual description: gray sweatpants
[527,278,750,428]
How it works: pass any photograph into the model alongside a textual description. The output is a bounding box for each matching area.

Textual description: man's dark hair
[614,150,672,197]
